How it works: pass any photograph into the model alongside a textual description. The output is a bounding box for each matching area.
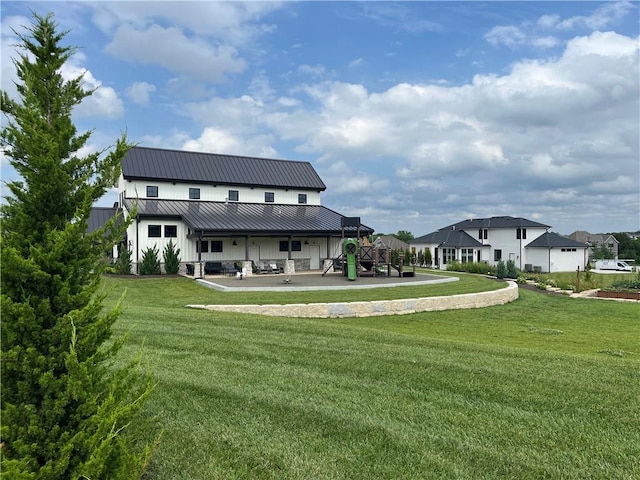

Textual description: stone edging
[187,281,518,318]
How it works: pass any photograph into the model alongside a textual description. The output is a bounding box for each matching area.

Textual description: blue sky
[1,1,639,236]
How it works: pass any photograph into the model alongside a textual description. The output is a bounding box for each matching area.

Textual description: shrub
[140,245,161,275]
[115,246,133,275]
[506,259,518,279]
[424,249,432,266]
[163,240,181,274]
[496,260,507,279]
[607,279,640,291]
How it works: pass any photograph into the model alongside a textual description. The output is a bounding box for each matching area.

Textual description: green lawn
[103,275,640,479]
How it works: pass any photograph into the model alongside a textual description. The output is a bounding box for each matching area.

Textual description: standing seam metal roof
[124,199,374,235]
[122,146,327,191]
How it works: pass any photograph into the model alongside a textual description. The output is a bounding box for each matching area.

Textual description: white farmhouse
[109,146,373,274]
[410,216,589,273]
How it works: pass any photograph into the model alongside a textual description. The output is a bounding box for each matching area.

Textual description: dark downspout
[135,216,140,274]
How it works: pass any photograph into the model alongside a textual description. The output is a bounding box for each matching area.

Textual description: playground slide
[346,253,356,280]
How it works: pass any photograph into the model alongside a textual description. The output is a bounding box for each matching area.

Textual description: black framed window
[211,241,223,252]
[164,225,177,238]
[197,240,209,253]
[478,228,487,240]
[516,228,527,239]
[494,249,502,261]
[228,190,239,201]
[146,186,158,198]
[189,188,200,200]
[279,240,301,252]
[298,193,307,204]
[148,225,161,237]
[265,192,274,203]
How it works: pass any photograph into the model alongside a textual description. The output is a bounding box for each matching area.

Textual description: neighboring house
[410,216,589,273]
[106,146,374,273]
[566,231,619,259]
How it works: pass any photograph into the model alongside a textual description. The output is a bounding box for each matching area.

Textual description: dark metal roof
[526,232,589,249]
[441,216,550,230]
[124,198,374,236]
[411,229,483,248]
[122,146,326,191]
[88,207,118,233]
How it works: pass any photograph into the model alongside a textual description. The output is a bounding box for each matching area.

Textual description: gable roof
[441,216,550,230]
[526,232,588,249]
[122,146,327,191]
[566,231,619,245]
[123,198,374,236]
[411,229,483,248]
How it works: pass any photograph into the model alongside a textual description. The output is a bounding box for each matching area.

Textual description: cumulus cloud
[126,81,156,105]
[105,24,246,82]
[182,127,277,159]
[178,30,637,228]
[60,54,124,118]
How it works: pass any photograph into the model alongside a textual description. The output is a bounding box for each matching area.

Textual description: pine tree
[1,12,153,478]
[140,245,161,275]
[115,245,134,275]
[163,240,181,275]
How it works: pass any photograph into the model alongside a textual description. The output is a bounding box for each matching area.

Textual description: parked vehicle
[594,260,633,271]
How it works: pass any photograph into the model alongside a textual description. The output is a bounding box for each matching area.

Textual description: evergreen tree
[163,240,181,274]
[424,248,432,267]
[115,245,133,275]
[506,259,518,279]
[496,260,507,279]
[1,12,153,478]
[140,245,161,275]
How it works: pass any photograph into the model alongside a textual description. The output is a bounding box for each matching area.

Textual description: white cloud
[484,25,527,48]
[105,24,246,82]
[182,127,276,159]
[126,81,156,105]
[556,0,634,31]
[60,54,124,118]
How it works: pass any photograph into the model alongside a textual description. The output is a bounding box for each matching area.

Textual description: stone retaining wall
[188,281,518,318]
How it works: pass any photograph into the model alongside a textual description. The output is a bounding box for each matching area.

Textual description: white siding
[118,176,321,206]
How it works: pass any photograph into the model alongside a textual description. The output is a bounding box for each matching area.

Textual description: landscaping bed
[596,278,640,300]
[596,290,640,300]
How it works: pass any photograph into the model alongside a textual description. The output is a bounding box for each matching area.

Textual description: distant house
[566,231,619,259]
[411,216,589,273]
[101,146,374,273]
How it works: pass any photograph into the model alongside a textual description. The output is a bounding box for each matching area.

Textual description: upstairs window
[164,225,177,238]
[228,190,239,202]
[516,228,527,239]
[478,229,487,240]
[298,193,307,204]
[265,192,275,203]
[146,186,158,198]
[148,225,161,238]
[189,188,200,200]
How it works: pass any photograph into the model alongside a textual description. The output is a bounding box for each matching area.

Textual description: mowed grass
[102,275,640,479]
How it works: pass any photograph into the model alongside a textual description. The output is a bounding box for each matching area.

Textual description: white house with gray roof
[114,146,373,274]
[410,216,588,273]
